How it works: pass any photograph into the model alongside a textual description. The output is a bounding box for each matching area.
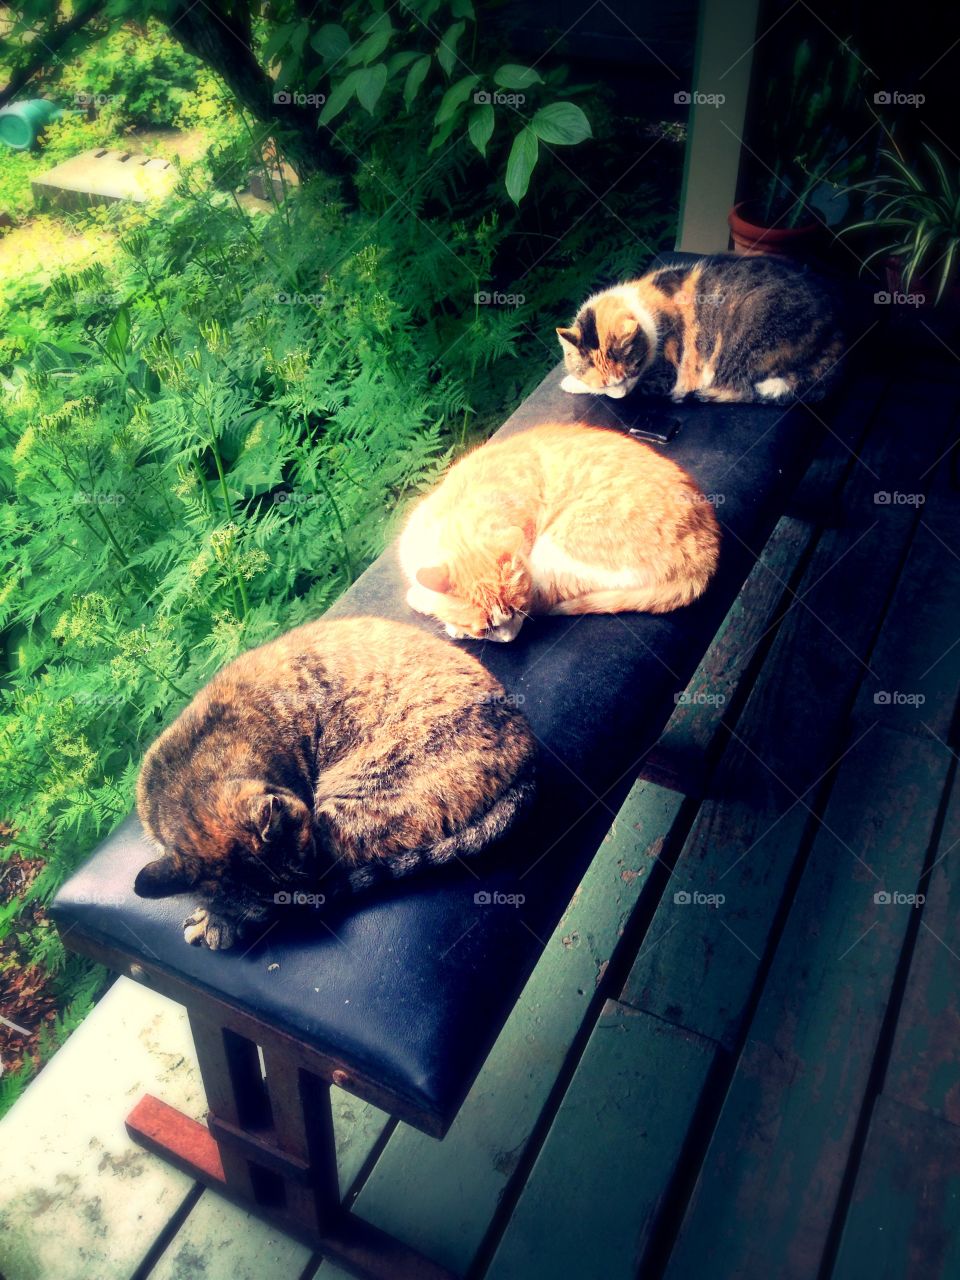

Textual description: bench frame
[62,929,457,1280]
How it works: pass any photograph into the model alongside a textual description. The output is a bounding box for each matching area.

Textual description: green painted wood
[0,980,203,1280]
[310,781,686,1279]
[850,456,960,739]
[620,379,960,1048]
[148,1090,389,1280]
[485,1000,719,1280]
[831,1095,960,1280]
[663,727,949,1280]
[646,375,888,793]
[881,766,960,1121]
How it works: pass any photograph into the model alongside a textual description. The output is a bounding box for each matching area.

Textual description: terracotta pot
[727,201,821,258]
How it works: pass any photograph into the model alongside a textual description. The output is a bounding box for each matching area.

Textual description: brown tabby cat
[557,254,846,404]
[134,617,536,949]
[400,423,720,642]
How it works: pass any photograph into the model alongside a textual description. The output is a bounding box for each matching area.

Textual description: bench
[50,254,839,1279]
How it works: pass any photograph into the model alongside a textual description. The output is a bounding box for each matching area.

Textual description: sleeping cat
[557,254,846,404]
[134,617,536,949]
[400,422,720,642]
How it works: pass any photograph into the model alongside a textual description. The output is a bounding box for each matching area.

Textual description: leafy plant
[751,39,869,228]
[842,141,960,302]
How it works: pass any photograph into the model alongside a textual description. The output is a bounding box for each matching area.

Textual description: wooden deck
[3,337,960,1280]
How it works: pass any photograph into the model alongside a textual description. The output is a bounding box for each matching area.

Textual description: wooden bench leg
[124,1012,456,1280]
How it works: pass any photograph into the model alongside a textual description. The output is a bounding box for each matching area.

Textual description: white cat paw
[183,906,236,950]
[560,374,594,395]
[444,623,473,640]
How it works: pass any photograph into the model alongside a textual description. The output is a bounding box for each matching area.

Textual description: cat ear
[416,564,452,594]
[556,326,581,348]
[134,854,194,898]
[250,793,284,843]
[617,316,640,340]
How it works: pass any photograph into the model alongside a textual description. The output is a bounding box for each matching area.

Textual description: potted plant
[841,141,960,305]
[729,39,868,256]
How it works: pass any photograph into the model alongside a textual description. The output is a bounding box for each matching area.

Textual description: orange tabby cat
[399,423,720,642]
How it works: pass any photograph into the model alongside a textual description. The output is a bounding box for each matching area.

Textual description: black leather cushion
[52,267,826,1131]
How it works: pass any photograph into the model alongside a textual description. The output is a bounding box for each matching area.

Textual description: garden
[0,3,681,1114]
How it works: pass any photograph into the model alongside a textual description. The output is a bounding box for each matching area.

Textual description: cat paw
[560,374,593,395]
[444,623,473,640]
[183,907,236,950]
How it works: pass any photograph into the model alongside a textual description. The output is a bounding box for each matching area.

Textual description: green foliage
[0,113,115,218]
[268,0,592,203]
[842,142,960,303]
[55,19,206,128]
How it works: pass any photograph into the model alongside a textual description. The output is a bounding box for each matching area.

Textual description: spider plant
[842,141,960,303]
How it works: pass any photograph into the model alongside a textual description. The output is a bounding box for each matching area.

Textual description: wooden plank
[0,978,202,1280]
[879,758,960,1122]
[646,374,888,792]
[663,728,948,1280]
[310,781,687,1279]
[620,379,960,1048]
[850,456,960,739]
[485,1000,720,1280]
[831,1095,960,1280]
[146,1085,390,1280]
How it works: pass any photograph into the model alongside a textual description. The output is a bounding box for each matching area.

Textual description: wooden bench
[50,255,847,1280]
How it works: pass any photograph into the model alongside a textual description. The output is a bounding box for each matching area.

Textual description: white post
[676,0,761,253]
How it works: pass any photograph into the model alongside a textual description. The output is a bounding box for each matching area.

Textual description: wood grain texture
[485,1000,719,1280]
[663,727,948,1280]
[620,380,960,1048]
[831,1095,960,1280]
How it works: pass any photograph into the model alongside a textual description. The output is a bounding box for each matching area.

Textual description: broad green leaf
[387,50,421,75]
[529,101,592,145]
[435,74,480,125]
[505,127,539,204]
[403,55,431,108]
[437,21,465,77]
[450,0,475,15]
[467,102,494,155]
[494,63,544,90]
[263,22,295,65]
[319,69,362,124]
[104,305,131,363]
[346,14,393,67]
[356,63,388,113]
[311,24,350,63]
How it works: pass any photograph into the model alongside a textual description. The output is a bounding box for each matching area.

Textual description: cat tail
[338,776,536,897]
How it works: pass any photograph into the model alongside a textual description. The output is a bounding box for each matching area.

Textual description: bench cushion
[52,268,825,1133]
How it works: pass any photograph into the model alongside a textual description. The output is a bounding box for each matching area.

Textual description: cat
[134,616,536,950]
[400,422,720,642]
[557,254,846,404]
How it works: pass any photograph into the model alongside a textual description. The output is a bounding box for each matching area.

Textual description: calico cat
[134,617,536,949]
[557,254,846,404]
[400,422,720,642]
